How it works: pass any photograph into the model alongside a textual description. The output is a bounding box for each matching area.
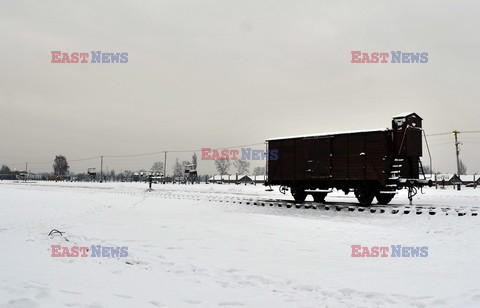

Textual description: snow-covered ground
[0,181,479,307]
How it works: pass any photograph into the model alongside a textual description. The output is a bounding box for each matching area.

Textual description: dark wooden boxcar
[266,112,431,205]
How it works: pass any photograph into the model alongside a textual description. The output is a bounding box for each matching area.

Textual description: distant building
[432,173,479,186]
[252,175,267,184]
[459,175,478,185]
[208,174,253,184]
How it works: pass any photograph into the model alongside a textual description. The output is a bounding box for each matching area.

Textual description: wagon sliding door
[298,137,331,179]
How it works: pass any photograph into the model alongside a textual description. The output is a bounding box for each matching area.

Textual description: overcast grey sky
[1,0,479,175]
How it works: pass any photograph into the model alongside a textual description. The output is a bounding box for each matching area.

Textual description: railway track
[208,198,478,217]
[3,182,478,216]
[143,191,479,217]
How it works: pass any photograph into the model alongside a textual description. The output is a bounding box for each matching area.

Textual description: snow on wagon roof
[266,128,390,141]
[392,112,422,119]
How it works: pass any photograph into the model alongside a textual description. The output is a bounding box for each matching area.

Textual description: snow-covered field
[0,181,479,307]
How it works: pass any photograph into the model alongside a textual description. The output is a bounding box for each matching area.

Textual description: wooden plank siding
[267,130,394,186]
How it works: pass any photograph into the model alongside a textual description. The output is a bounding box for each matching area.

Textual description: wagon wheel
[354,189,375,205]
[291,188,306,203]
[376,193,395,205]
[312,192,327,203]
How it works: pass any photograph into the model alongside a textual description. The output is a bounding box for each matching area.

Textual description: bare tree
[173,158,183,177]
[215,159,231,175]
[0,165,11,174]
[233,160,250,174]
[53,155,69,176]
[151,161,164,173]
[253,166,266,176]
[122,170,133,181]
[459,159,467,175]
[192,153,198,168]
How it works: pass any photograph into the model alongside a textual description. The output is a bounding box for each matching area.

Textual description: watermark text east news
[351,245,428,257]
[351,51,428,63]
[51,51,128,63]
[201,148,278,161]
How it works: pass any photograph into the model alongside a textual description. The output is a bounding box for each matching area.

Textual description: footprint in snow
[183,300,202,304]
[4,298,39,307]
[60,289,82,295]
[113,294,132,299]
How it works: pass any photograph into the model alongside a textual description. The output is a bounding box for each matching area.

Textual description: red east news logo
[350,51,428,63]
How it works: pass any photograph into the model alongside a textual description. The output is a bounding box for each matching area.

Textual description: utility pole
[100,156,104,183]
[453,130,461,190]
[25,162,28,181]
[164,151,167,183]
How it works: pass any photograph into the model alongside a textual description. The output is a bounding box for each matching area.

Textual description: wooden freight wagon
[265,112,431,205]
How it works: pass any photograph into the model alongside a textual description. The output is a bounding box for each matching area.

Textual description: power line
[2,143,266,166]
[2,131,479,169]
[429,141,454,147]
[3,156,100,168]
[427,132,451,137]
[429,138,453,142]
[103,142,265,158]
[427,130,480,137]
[69,156,100,162]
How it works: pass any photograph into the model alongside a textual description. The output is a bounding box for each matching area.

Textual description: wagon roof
[266,128,390,141]
[392,112,422,119]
